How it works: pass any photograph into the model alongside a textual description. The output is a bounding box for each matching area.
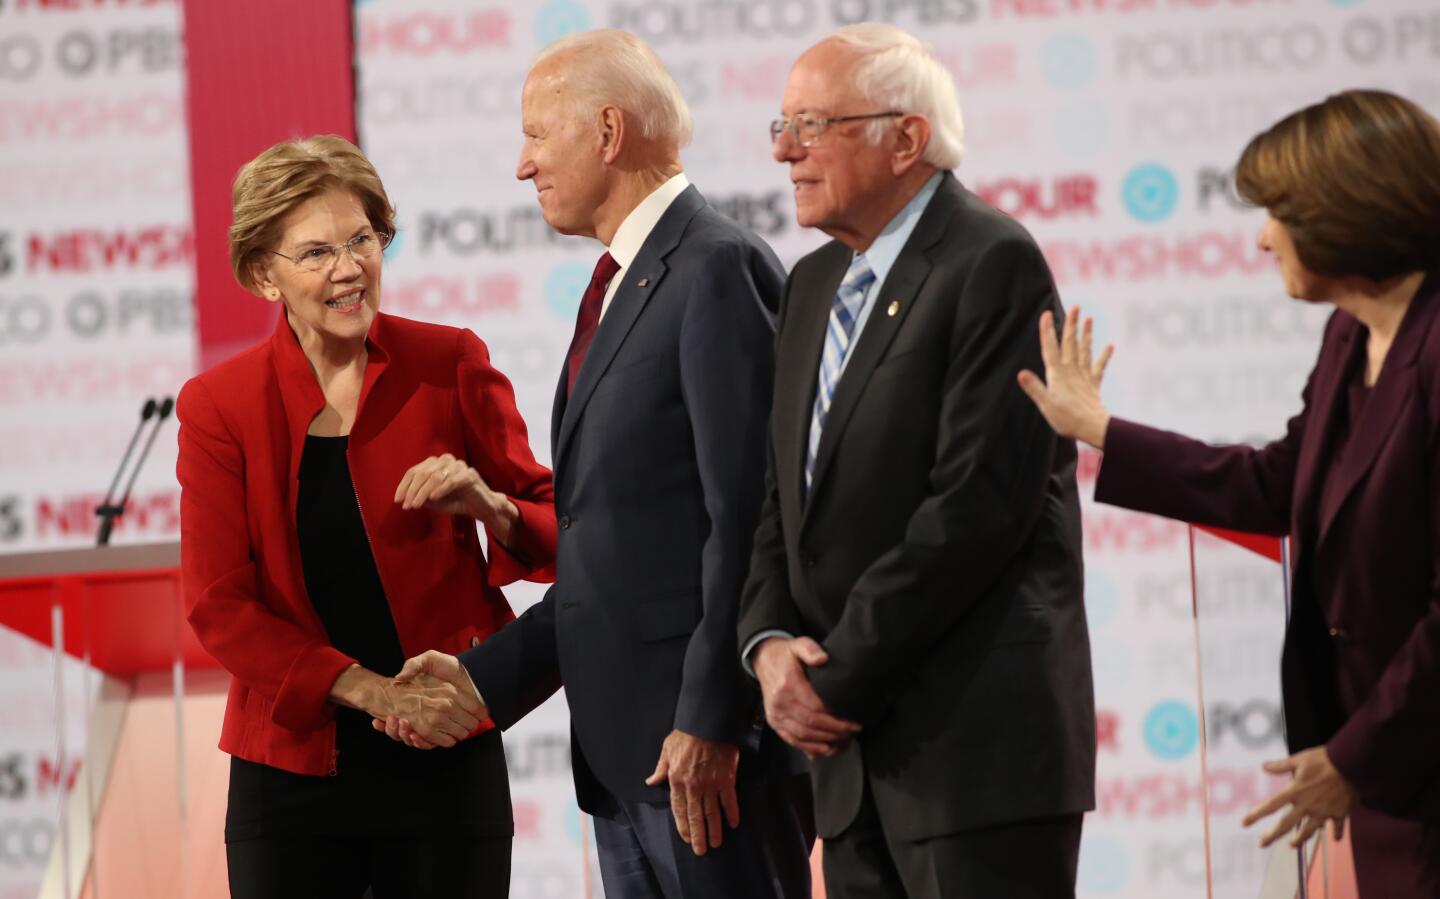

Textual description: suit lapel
[800,179,955,511]
[1315,277,1438,547]
[553,186,706,469]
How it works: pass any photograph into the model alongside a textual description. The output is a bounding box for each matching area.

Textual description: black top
[225,435,511,841]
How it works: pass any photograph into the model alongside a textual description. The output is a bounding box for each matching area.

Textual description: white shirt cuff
[740,629,796,678]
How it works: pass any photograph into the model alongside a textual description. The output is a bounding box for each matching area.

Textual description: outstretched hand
[1017,306,1114,450]
[1242,746,1355,849]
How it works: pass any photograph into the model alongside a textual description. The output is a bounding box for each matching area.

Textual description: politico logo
[830,0,979,27]
[605,0,819,44]
[1115,23,1327,80]
[1076,833,1128,894]
[1040,31,1098,90]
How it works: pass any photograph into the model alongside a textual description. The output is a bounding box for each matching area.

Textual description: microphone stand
[95,396,174,546]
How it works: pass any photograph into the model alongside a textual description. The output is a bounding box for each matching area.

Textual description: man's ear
[596,104,625,165]
[891,114,932,176]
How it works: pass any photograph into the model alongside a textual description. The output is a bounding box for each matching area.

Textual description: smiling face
[515,60,609,239]
[1257,215,1329,301]
[254,187,381,350]
[774,41,906,248]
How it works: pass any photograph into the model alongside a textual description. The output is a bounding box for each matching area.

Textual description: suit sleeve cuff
[740,629,795,679]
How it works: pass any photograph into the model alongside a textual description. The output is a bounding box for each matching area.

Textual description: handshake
[367,651,489,750]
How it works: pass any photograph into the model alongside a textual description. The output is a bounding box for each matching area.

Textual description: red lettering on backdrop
[33,493,179,540]
[8,0,173,10]
[36,756,83,798]
[512,799,542,841]
[0,94,183,142]
[1041,231,1272,284]
[976,175,1099,221]
[26,226,193,274]
[1096,709,1121,753]
[359,11,512,57]
[1083,508,1189,553]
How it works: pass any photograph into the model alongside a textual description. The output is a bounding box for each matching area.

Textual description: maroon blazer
[1096,273,1440,822]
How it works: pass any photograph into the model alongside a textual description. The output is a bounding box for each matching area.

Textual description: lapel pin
[637,277,650,287]
[887,300,900,317]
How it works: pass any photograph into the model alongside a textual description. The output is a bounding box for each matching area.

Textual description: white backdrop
[3,0,1439,896]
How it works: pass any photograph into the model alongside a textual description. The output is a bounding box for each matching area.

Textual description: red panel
[1195,524,1284,564]
[0,569,220,676]
[182,0,357,370]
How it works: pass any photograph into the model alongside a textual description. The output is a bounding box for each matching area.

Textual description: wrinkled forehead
[784,41,865,115]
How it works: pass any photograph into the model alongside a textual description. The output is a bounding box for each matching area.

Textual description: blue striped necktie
[806,253,875,493]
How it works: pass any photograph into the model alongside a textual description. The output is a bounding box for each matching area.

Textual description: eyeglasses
[768,111,904,147]
[269,231,391,273]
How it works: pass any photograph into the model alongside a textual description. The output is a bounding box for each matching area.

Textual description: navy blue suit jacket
[460,185,799,808]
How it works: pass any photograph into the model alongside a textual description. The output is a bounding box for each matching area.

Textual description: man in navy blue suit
[383,28,813,899]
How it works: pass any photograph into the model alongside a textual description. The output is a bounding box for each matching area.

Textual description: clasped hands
[365,651,491,749]
[753,636,861,760]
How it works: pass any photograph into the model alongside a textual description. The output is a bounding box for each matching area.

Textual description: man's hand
[752,636,861,758]
[1242,746,1356,848]
[369,650,490,750]
[644,730,740,856]
[394,453,517,543]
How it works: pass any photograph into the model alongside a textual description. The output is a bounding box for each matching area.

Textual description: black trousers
[591,772,815,899]
[226,832,512,899]
[823,782,1082,899]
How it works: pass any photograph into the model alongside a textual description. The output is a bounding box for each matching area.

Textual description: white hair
[826,23,965,170]
[532,29,693,148]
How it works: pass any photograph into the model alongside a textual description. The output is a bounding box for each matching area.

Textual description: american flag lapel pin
[638,277,650,287]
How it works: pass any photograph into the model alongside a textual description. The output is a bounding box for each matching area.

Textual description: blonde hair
[532,29,693,148]
[229,135,396,294]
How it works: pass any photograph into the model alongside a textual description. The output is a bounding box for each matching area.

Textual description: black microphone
[95,396,173,546]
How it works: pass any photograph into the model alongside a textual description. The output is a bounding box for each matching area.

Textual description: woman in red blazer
[1020,90,1440,897]
[176,135,556,898]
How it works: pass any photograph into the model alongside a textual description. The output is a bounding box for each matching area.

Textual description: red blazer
[177,312,556,776]
[1096,273,1440,821]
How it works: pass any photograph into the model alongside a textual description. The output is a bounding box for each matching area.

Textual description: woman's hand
[1017,306,1114,450]
[394,453,517,543]
[1243,746,1356,848]
[329,664,485,748]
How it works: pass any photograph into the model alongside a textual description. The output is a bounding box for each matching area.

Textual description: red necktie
[565,251,621,396]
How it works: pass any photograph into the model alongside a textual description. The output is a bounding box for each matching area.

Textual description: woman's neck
[1331,270,1426,344]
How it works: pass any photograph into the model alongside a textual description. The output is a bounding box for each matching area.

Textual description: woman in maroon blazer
[176,135,556,897]
[1019,90,1440,897]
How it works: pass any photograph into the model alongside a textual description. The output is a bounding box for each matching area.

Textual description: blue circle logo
[1077,834,1128,892]
[1053,100,1108,158]
[535,0,591,46]
[1144,700,1199,760]
[1122,164,1179,223]
[546,262,591,319]
[1041,33,1098,90]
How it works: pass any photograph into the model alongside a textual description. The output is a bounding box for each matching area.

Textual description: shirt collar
[606,172,691,267]
[858,171,943,287]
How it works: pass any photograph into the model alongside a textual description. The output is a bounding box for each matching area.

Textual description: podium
[0,544,229,899]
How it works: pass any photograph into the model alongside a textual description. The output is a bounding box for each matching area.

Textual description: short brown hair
[229,135,396,294]
[1235,89,1440,281]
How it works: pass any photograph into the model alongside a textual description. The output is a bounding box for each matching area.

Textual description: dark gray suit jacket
[462,185,802,810]
[738,173,1097,840]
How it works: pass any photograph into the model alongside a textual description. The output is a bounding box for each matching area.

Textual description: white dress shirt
[599,172,691,320]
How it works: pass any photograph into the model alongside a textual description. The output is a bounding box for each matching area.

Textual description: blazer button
[1328,626,1349,641]
[802,555,816,568]
[559,514,572,529]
